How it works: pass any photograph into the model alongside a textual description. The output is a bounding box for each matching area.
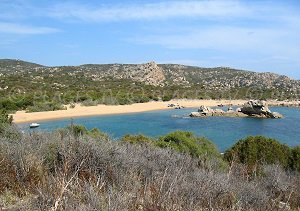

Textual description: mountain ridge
[1,59,298,89]
[0,59,299,97]
[0,58,293,77]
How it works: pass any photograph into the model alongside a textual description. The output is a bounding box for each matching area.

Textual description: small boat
[29,123,40,128]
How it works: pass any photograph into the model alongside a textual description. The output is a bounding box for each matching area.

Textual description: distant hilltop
[0,59,299,92]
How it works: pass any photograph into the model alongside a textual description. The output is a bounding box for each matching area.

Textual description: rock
[198,106,213,114]
[268,112,283,119]
[239,100,283,118]
[190,100,283,119]
[190,106,216,117]
[190,112,205,117]
[240,100,270,115]
[214,108,225,113]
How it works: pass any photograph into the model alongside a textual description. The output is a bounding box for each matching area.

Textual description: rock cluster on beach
[190,100,283,119]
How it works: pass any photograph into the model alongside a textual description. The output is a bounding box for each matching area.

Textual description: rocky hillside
[0,59,299,93]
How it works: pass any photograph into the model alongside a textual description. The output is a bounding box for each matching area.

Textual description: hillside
[0,59,44,70]
[0,59,299,112]
[1,59,299,89]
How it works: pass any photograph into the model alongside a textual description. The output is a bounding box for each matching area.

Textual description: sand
[12,99,300,123]
[12,99,246,123]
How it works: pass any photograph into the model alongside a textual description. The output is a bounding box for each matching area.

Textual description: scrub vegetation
[0,121,299,210]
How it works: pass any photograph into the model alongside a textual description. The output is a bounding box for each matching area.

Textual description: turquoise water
[19,107,300,152]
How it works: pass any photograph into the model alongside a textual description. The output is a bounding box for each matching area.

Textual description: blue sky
[0,0,300,79]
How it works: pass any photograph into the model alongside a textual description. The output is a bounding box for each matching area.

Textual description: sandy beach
[12,99,300,123]
[12,99,246,123]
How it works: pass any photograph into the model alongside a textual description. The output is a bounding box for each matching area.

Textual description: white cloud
[132,26,287,50]
[0,22,60,34]
[47,1,251,22]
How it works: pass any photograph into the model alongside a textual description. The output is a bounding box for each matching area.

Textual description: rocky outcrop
[190,107,247,117]
[136,62,166,86]
[103,61,166,86]
[190,106,247,117]
[240,100,270,115]
[268,112,283,118]
[190,100,283,119]
[240,100,283,118]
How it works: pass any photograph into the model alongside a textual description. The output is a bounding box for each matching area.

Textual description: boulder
[268,112,283,119]
[190,112,205,117]
[214,108,225,113]
[240,100,283,118]
[236,108,241,112]
[198,106,213,114]
[240,100,270,115]
[190,100,283,119]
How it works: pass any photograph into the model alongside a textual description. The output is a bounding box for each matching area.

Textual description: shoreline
[12,99,245,123]
[12,99,299,124]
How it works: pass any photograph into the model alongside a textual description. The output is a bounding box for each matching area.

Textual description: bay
[18,107,300,152]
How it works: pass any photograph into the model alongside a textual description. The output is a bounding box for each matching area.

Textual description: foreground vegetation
[0,122,299,210]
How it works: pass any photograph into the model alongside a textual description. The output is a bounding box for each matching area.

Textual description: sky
[0,0,300,79]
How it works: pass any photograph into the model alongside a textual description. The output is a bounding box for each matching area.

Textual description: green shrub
[156,131,221,160]
[67,124,88,137]
[289,146,300,172]
[0,109,13,124]
[224,136,291,169]
[26,102,66,112]
[80,99,98,106]
[162,95,172,102]
[0,99,18,112]
[121,134,153,145]
[43,143,60,172]
[66,124,108,140]
[0,109,13,135]
[87,128,109,140]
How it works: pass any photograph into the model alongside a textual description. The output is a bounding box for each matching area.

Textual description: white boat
[29,123,40,128]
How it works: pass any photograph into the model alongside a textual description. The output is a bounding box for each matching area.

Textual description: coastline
[12,99,246,123]
[12,99,299,123]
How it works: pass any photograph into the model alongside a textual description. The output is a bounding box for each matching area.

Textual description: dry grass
[0,127,299,210]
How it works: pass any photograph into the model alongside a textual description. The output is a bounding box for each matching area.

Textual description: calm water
[18,107,300,152]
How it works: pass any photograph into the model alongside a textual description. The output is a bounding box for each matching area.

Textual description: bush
[69,103,75,109]
[0,130,299,210]
[26,102,66,112]
[66,124,109,140]
[88,128,109,140]
[121,134,153,145]
[156,131,221,160]
[0,99,18,112]
[67,124,88,136]
[290,146,300,172]
[80,99,98,106]
[162,95,172,101]
[0,109,13,124]
[0,109,13,135]
[224,136,291,169]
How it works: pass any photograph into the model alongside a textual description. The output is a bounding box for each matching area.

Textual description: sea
[18,107,300,152]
